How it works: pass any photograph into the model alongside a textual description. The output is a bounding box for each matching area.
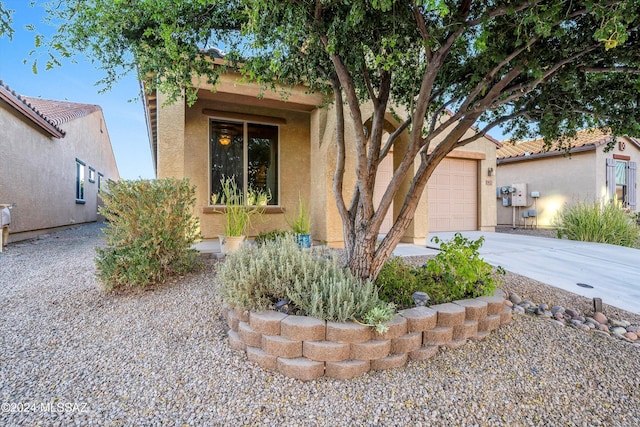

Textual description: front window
[616,160,627,206]
[210,119,279,205]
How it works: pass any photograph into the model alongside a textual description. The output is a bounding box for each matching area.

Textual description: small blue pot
[295,233,311,249]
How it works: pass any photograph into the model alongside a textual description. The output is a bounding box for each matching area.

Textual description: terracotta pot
[219,235,246,254]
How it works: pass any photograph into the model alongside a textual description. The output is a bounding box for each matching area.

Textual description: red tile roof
[22,96,101,126]
[0,80,102,138]
[497,129,612,160]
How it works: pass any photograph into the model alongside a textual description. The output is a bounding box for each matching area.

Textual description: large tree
[41,0,640,281]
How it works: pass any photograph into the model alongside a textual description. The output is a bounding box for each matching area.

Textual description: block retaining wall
[223,292,510,380]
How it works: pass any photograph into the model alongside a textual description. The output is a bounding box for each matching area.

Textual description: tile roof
[497,129,612,160]
[22,96,101,126]
[0,80,102,138]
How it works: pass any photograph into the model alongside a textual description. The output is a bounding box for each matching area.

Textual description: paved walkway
[195,232,640,315]
[395,232,640,315]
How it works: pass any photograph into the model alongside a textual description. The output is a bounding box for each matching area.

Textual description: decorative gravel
[1,223,639,426]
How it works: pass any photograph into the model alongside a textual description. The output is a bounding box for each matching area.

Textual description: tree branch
[380,117,411,161]
[489,45,601,110]
[411,5,432,62]
[580,66,640,74]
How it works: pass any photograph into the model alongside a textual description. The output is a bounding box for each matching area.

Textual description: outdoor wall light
[412,292,430,307]
[275,299,291,314]
[487,167,494,176]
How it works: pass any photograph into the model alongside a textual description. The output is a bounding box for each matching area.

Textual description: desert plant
[424,234,503,302]
[376,256,422,307]
[247,186,271,206]
[254,229,290,246]
[213,176,264,236]
[217,234,393,329]
[95,178,201,290]
[554,199,640,247]
[376,234,503,307]
[286,195,311,235]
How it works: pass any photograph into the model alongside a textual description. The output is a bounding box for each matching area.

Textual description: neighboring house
[496,129,639,228]
[143,70,498,247]
[0,80,120,243]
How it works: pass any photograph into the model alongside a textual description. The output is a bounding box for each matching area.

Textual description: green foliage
[425,234,502,301]
[0,3,14,40]
[554,200,640,247]
[375,256,422,308]
[254,229,290,247]
[37,0,640,282]
[218,235,393,327]
[361,304,397,334]
[95,178,201,290]
[286,196,311,235]
[213,176,263,236]
[376,234,504,308]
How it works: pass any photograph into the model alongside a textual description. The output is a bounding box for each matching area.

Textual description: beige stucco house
[144,71,499,247]
[0,80,120,243]
[496,129,639,228]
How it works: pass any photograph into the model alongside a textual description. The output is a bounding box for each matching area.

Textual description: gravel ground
[1,223,639,426]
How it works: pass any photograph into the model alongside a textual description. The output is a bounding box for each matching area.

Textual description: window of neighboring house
[616,160,628,207]
[88,167,96,183]
[98,172,104,193]
[209,119,279,205]
[76,159,86,203]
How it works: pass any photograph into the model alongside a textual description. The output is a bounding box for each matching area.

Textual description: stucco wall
[0,102,119,241]
[497,151,595,227]
[497,137,640,228]
[156,92,314,240]
[594,137,640,205]
[309,103,498,246]
[154,79,498,246]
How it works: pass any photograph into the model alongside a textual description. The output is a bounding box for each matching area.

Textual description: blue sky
[0,2,155,180]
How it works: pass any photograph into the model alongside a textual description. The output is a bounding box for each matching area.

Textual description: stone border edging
[222,292,511,380]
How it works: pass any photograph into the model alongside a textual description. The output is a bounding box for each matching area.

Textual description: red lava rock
[593,312,607,324]
[624,332,638,341]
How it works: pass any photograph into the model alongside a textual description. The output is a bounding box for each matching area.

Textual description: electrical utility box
[511,183,529,207]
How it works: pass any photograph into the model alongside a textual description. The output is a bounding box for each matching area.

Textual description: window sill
[202,206,285,214]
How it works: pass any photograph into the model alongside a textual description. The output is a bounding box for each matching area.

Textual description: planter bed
[223,291,511,380]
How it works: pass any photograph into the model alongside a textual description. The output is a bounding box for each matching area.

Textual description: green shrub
[424,234,503,302]
[376,256,422,307]
[217,235,394,328]
[376,233,503,307]
[95,178,201,290]
[554,200,640,247]
[254,229,290,246]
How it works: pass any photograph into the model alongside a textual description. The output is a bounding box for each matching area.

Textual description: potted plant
[247,187,271,207]
[287,196,311,248]
[212,176,263,254]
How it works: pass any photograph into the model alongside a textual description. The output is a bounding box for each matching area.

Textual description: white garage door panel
[428,158,477,232]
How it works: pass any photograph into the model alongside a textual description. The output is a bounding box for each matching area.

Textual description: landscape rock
[509,293,522,305]
[611,327,627,336]
[593,312,607,324]
[624,332,638,341]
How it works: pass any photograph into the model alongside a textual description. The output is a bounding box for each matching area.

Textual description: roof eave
[0,83,65,138]
[497,144,596,164]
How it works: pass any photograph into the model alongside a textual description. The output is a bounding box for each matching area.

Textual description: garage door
[428,158,477,232]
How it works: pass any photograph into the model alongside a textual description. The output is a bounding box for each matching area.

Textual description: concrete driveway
[394,231,640,315]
